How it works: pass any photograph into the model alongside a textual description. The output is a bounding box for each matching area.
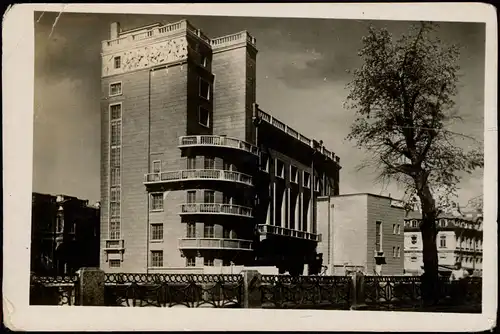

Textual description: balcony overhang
[257,224,321,242]
[179,203,253,218]
[178,135,259,158]
[144,169,254,188]
[178,238,253,251]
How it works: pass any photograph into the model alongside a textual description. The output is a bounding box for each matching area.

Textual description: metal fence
[29,272,482,312]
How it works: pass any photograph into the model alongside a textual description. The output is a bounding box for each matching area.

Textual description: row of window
[405,218,482,230]
[149,190,248,211]
[409,234,483,250]
[108,253,228,268]
[264,157,314,188]
[392,224,402,235]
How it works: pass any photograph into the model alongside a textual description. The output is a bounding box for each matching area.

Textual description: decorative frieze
[102,37,188,77]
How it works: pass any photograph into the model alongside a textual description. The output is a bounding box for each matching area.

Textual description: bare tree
[344,22,483,305]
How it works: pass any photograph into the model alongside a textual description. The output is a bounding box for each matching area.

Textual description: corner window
[187,157,196,170]
[114,56,121,69]
[109,82,122,96]
[199,78,211,100]
[187,191,196,204]
[150,193,164,211]
[198,107,210,128]
[204,156,215,169]
[204,191,215,204]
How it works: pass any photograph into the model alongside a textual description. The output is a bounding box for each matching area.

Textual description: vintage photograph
[3,3,497,331]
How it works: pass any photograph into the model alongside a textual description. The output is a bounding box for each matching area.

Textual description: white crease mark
[48,4,68,38]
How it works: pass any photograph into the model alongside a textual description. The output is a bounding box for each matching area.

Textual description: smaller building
[317,193,405,276]
[403,211,483,276]
[31,193,100,275]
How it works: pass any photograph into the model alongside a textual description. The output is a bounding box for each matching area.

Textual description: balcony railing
[178,135,259,156]
[179,203,253,218]
[144,169,253,186]
[178,238,253,251]
[211,31,256,49]
[102,20,210,52]
[256,108,340,164]
[257,224,321,242]
[104,239,125,250]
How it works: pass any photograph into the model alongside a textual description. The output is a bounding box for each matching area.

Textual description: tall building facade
[31,193,100,275]
[100,20,341,274]
[404,212,483,276]
[316,194,405,276]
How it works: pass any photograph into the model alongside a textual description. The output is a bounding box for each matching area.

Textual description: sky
[33,12,485,207]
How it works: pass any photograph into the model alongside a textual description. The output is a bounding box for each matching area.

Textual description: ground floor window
[151,251,163,267]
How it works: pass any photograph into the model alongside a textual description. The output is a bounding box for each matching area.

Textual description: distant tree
[344,22,483,305]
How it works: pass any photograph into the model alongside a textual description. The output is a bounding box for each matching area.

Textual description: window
[222,194,231,204]
[187,157,196,170]
[439,235,446,248]
[151,251,163,267]
[393,224,397,234]
[150,193,164,211]
[68,222,76,233]
[109,221,120,240]
[223,161,232,171]
[201,55,208,67]
[223,259,231,266]
[110,103,121,120]
[109,260,121,268]
[290,166,298,183]
[111,168,120,186]
[187,223,196,238]
[411,235,418,244]
[397,224,401,235]
[151,223,163,241]
[412,220,418,228]
[204,224,214,238]
[392,246,396,258]
[186,257,195,267]
[375,221,382,252]
[109,82,122,96]
[204,258,214,266]
[275,160,284,178]
[114,56,121,69]
[204,190,215,204]
[223,228,231,239]
[56,214,64,233]
[397,247,401,258]
[111,121,121,145]
[110,147,121,167]
[110,202,120,217]
[187,191,196,204]
[199,78,210,100]
[303,172,311,188]
[261,154,269,172]
[204,156,215,169]
[198,107,210,127]
[152,160,161,173]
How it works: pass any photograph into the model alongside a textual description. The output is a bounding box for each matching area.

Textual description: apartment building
[31,193,100,275]
[316,194,405,276]
[404,211,483,276]
[100,20,341,274]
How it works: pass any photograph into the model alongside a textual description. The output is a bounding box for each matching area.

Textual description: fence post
[77,267,105,306]
[350,271,367,310]
[242,270,262,308]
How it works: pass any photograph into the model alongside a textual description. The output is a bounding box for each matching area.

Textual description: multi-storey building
[403,212,483,276]
[316,194,405,276]
[31,193,100,275]
[100,20,341,274]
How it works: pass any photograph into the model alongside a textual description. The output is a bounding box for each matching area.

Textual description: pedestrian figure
[449,262,469,304]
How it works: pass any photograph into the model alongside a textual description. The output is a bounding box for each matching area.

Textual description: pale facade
[317,194,405,276]
[404,213,483,275]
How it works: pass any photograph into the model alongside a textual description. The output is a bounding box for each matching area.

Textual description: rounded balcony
[179,203,253,218]
[178,238,253,251]
[144,169,254,188]
[178,135,259,158]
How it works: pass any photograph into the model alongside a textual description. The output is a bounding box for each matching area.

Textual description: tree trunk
[416,178,439,306]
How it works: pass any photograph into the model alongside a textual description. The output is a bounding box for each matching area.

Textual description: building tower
[100,19,341,274]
